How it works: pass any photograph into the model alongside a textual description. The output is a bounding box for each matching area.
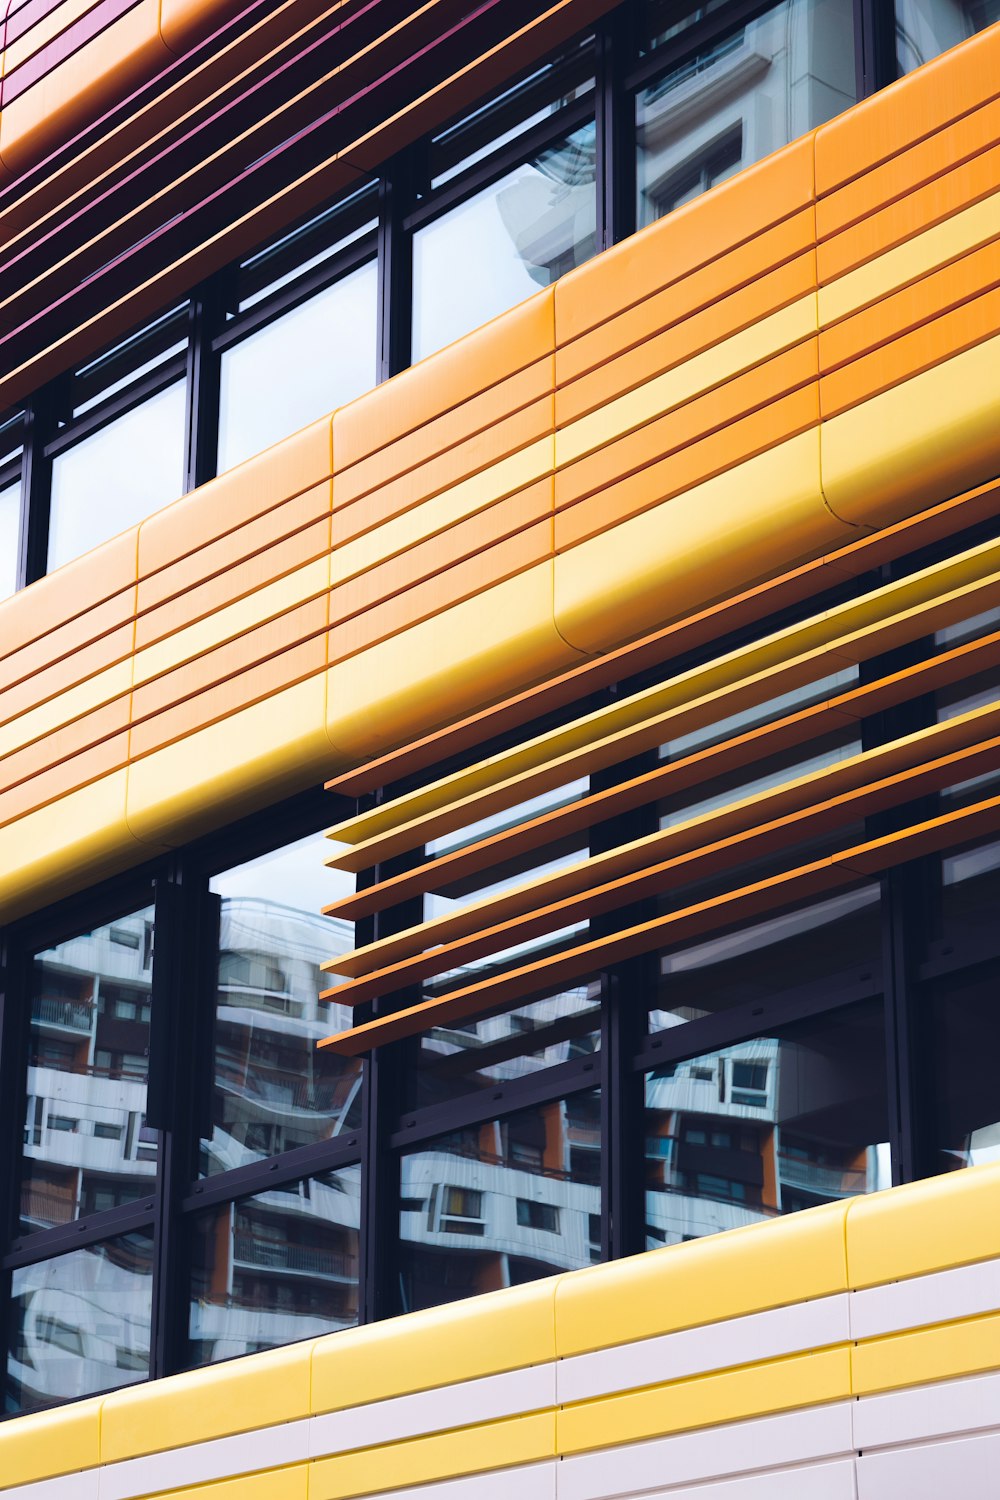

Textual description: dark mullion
[401,95,597,234]
[0,930,26,1388]
[184,279,228,494]
[4,1203,157,1270]
[17,388,57,588]
[211,239,376,356]
[42,358,188,462]
[854,0,898,96]
[179,1132,363,1217]
[376,155,416,384]
[595,6,635,251]
[633,971,883,1076]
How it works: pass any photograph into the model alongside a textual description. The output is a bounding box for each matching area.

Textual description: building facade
[1,0,1000,1494]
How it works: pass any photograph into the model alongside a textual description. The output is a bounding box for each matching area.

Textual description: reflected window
[922,967,1000,1175]
[412,121,597,361]
[650,882,881,1031]
[201,832,362,1179]
[217,259,377,473]
[411,984,602,1111]
[895,0,998,74]
[398,1090,601,1313]
[20,905,157,1238]
[188,1166,360,1367]
[645,1001,890,1248]
[7,1231,153,1412]
[47,383,186,571]
[637,0,857,230]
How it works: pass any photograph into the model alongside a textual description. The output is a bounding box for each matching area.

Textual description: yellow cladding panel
[125,675,331,847]
[854,1311,1000,1396]
[101,1342,312,1461]
[0,1394,103,1487]
[555,296,817,467]
[554,429,854,657]
[139,1467,307,1500]
[819,187,1000,326]
[326,561,582,761]
[0,771,163,925]
[0,657,132,759]
[312,1277,558,1413]
[821,334,1000,530]
[558,1347,852,1456]
[309,1412,556,1500]
[846,1162,1000,1287]
[132,557,329,687]
[332,437,552,585]
[556,1200,849,1357]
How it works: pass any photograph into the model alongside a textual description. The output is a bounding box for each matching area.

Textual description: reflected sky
[0,480,19,600]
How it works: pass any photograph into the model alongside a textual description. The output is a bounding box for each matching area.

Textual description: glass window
[20,906,157,1238]
[895,0,999,75]
[398,1090,601,1313]
[201,833,362,1179]
[47,382,186,571]
[0,479,20,599]
[411,983,602,1111]
[188,1165,361,1367]
[922,967,1000,1175]
[636,0,857,229]
[412,121,597,361]
[217,260,378,473]
[650,881,882,1031]
[7,1230,154,1412]
[645,1001,890,1248]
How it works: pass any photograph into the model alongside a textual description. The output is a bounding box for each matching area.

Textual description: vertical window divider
[596,5,636,251]
[17,387,57,588]
[376,152,417,383]
[853,0,897,96]
[184,277,228,494]
[0,929,29,1381]
[148,864,215,1378]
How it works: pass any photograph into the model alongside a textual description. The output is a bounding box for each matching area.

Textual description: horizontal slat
[318,789,1000,1052]
[324,700,1000,982]
[323,623,1000,922]
[320,718,1000,1000]
[325,530,1000,868]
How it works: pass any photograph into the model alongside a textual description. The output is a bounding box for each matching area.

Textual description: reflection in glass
[923,969,1000,1174]
[21,907,156,1237]
[7,1231,153,1412]
[188,1166,360,1366]
[1,479,20,600]
[412,122,597,361]
[895,0,998,75]
[217,260,377,472]
[940,833,1000,941]
[201,834,361,1178]
[411,984,602,1110]
[650,883,881,1031]
[637,0,856,229]
[645,1002,889,1247]
[47,383,186,571]
[398,1091,601,1313]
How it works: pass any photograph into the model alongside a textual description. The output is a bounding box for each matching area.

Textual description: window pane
[21,906,157,1238]
[217,260,377,472]
[0,479,20,599]
[895,0,998,75]
[636,0,857,229]
[188,1166,360,1366]
[7,1230,154,1412]
[47,383,185,571]
[398,1090,601,1313]
[411,983,602,1111]
[201,833,361,1178]
[412,121,597,362]
[645,1001,890,1248]
[650,882,881,1031]
[923,967,1000,1174]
